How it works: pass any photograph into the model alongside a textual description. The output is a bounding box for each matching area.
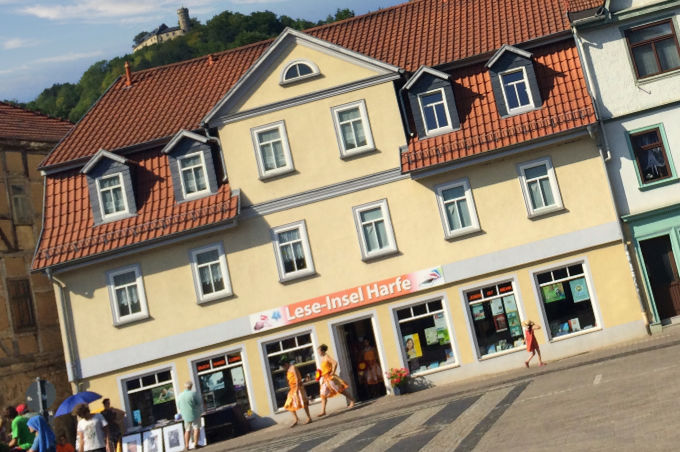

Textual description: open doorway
[335,318,386,402]
[641,234,680,321]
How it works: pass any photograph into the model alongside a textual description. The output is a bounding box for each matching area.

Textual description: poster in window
[506,311,520,328]
[152,383,174,405]
[502,295,517,313]
[437,328,450,345]
[490,298,504,315]
[568,318,581,332]
[569,278,590,303]
[424,327,439,345]
[493,314,508,332]
[510,325,523,338]
[471,304,485,321]
[203,392,216,410]
[434,312,447,328]
[541,283,566,303]
[403,333,423,359]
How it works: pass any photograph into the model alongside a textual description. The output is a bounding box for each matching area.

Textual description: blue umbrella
[54,391,102,417]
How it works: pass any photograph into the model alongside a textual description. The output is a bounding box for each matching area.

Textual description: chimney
[207,54,215,66]
[124,61,132,86]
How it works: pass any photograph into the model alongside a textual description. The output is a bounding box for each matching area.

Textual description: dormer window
[82,149,137,225]
[404,66,460,139]
[162,130,219,203]
[178,152,208,197]
[280,59,320,85]
[486,45,542,117]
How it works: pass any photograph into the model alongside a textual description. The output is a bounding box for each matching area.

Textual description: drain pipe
[46,268,82,390]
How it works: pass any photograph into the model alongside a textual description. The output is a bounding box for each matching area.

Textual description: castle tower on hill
[133,7,191,52]
[178,7,190,33]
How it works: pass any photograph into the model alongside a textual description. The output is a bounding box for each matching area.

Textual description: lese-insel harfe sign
[249,266,445,333]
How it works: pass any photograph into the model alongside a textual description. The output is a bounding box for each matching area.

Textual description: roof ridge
[0,100,73,124]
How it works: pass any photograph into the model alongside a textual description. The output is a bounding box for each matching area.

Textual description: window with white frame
[535,263,597,339]
[500,68,534,112]
[107,265,149,325]
[251,121,294,178]
[194,352,250,413]
[178,152,209,197]
[331,100,374,157]
[435,178,480,238]
[264,333,319,410]
[395,299,456,374]
[418,89,453,135]
[124,370,176,427]
[281,60,319,84]
[190,243,232,302]
[353,199,397,260]
[518,157,563,217]
[97,173,128,217]
[272,221,315,282]
[466,281,525,358]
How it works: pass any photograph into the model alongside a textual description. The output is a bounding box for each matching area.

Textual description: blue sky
[0,0,404,103]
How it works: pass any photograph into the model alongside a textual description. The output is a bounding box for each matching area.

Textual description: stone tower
[177,7,190,33]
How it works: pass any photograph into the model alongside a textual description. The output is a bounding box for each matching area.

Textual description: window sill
[478,345,524,361]
[279,269,316,283]
[197,290,234,304]
[410,362,459,378]
[501,105,539,117]
[444,226,481,241]
[422,126,455,139]
[549,325,601,342]
[179,189,213,203]
[113,313,150,327]
[526,204,565,219]
[361,248,398,262]
[259,167,295,181]
[97,211,136,225]
[635,67,680,85]
[340,146,376,160]
[638,176,678,191]
[279,72,321,86]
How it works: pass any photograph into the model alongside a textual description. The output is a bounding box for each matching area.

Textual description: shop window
[107,264,149,326]
[625,19,680,79]
[435,178,480,239]
[124,370,176,427]
[251,121,294,179]
[7,278,35,332]
[194,352,250,413]
[466,281,525,358]
[629,127,673,184]
[352,199,398,261]
[271,220,315,282]
[517,157,563,217]
[178,152,209,198]
[264,333,319,410]
[189,243,232,303]
[10,184,32,225]
[535,263,597,339]
[331,100,375,157]
[395,299,455,374]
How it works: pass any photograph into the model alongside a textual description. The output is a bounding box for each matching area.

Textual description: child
[56,435,75,452]
[523,320,546,368]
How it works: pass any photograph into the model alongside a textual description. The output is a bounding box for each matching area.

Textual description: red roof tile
[567,0,604,13]
[401,41,596,172]
[33,147,239,269]
[41,0,582,169]
[0,102,72,143]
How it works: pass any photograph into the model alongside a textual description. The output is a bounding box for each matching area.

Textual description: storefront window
[124,370,176,427]
[265,333,319,410]
[466,281,525,357]
[536,263,597,338]
[396,299,455,373]
[194,352,250,413]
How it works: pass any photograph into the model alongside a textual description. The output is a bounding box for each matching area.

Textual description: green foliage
[13,8,355,122]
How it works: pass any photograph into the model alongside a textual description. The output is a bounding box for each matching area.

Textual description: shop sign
[249,266,445,333]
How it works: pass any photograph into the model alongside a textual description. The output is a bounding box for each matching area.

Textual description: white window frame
[517,157,564,218]
[96,173,129,219]
[189,243,233,303]
[435,178,481,239]
[279,59,320,85]
[271,220,315,282]
[107,264,149,326]
[190,348,252,413]
[250,121,295,179]
[178,151,210,199]
[331,99,375,158]
[352,199,398,261]
[500,67,535,114]
[417,88,454,136]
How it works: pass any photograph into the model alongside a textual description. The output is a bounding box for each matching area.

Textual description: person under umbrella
[27,416,56,452]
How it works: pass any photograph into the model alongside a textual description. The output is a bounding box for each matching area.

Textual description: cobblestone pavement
[203,326,680,451]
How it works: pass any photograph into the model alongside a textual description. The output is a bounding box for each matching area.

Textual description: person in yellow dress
[317,344,355,417]
[281,357,312,427]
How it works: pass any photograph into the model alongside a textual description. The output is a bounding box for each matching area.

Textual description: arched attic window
[280,59,320,85]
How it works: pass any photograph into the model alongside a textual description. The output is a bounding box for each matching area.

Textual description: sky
[0,0,404,103]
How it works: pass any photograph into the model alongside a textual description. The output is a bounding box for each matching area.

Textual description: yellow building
[34,0,645,433]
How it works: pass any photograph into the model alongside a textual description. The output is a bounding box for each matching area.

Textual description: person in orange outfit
[281,358,312,428]
[523,320,546,368]
[361,338,382,398]
[317,344,355,417]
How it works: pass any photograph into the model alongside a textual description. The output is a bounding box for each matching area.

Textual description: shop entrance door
[336,318,386,402]
[641,235,680,320]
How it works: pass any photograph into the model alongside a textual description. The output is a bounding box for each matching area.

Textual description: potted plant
[386,367,410,395]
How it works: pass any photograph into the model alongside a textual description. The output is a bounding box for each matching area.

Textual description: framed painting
[162,423,185,452]
[122,433,142,452]
[142,428,163,452]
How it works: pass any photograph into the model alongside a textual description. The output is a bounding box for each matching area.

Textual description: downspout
[46,268,82,390]
[572,22,650,329]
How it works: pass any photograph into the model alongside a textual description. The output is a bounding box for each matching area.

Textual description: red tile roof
[0,102,72,143]
[401,41,596,172]
[33,147,239,269]
[567,0,604,13]
[41,0,583,169]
